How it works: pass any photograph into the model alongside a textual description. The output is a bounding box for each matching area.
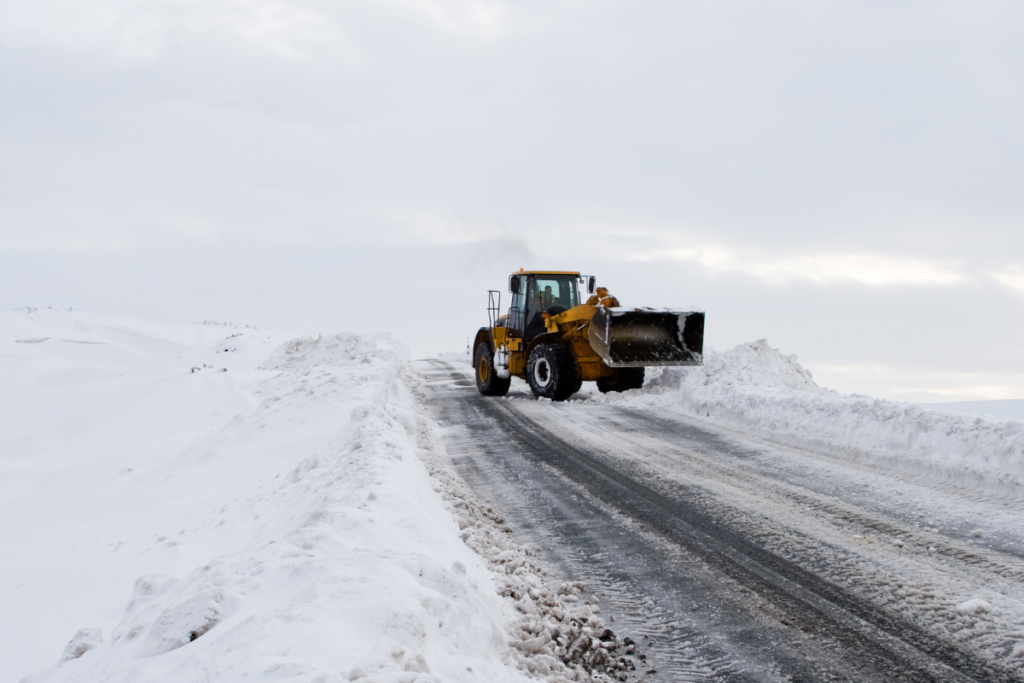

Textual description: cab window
[508,275,527,334]
[531,277,578,313]
[523,276,579,340]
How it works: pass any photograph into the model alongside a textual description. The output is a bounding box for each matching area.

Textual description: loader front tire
[596,367,645,393]
[527,344,579,402]
[475,343,511,397]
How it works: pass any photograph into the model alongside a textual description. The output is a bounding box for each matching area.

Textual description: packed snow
[2,309,627,683]
[599,339,1024,501]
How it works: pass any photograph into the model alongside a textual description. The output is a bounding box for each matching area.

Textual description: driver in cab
[524,288,557,342]
[525,283,571,339]
[525,292,547,340]
[541,285,555,309]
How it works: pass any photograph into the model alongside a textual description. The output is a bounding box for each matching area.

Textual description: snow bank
[610,340,1024,500]
[3,311,532,683]
[265,332,403,372]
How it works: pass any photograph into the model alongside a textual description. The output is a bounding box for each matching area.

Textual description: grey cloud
[2,0,1023,399]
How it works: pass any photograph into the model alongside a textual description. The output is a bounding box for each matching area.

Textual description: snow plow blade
[588,307,704,368]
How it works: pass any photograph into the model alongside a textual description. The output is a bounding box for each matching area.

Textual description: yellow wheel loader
[472,270,704,401]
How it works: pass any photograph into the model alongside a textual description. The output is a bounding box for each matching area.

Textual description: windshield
[528,276,579,316]
[510,275,581,340]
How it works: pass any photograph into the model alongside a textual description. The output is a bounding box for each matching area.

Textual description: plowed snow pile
[1,310,540,683]
[606,339,1024,499]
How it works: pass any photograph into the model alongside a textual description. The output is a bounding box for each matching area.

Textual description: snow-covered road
[418,359,1024,682]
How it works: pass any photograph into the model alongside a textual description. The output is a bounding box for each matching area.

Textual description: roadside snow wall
[22,330,534,683]
[612,340,1024,500]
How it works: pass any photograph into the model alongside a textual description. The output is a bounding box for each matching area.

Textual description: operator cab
[507,271,586,341]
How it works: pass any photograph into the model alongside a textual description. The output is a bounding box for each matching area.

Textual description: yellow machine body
[487,301,611,381]
[473,270,704,401]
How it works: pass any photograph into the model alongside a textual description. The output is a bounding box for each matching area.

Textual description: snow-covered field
[2,309,585,683]
[598,340,1024,501]
[5,309,1024,682]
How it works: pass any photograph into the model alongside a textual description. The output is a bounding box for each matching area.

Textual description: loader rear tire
[475,343,511,397]
[596,367,645,393]
[527,344,579,402]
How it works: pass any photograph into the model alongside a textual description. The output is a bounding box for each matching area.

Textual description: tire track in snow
[421,362,754,682]
[560,404,1024,586]
[611,408,1024,571]
[542,404,1024,670]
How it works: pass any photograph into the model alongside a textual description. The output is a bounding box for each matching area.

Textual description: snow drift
[612,339,1024,500]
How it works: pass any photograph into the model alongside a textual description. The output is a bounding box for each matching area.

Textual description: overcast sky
[2,0,1023,402]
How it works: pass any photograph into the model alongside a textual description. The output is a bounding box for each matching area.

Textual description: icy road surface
[418,360,1024,683]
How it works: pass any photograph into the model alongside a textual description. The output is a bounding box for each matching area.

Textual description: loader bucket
[588,307,704,367]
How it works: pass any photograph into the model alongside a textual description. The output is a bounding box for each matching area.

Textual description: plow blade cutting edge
[588,307,705,367]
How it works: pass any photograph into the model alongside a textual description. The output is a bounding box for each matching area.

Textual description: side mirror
[509,276,520,294]
[587,276,596,294]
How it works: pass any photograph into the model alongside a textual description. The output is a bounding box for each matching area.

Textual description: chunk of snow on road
[607,339,1024,500]
[956,599,992,615]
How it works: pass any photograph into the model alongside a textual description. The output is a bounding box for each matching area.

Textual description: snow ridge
[619,340,1024,500]
[19,328,530,683]
[265,332,406,372]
